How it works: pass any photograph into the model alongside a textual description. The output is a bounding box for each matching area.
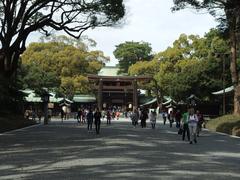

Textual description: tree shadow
[0,121,240,180]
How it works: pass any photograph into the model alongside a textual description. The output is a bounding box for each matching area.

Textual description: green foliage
[114,41,153,74]
[129,60,161,100]
[172,0,240,114]
[130,29,232,102]
[21,35,105,97]
[20,64,60,90]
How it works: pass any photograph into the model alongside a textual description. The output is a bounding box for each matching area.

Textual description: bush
[206,115,240,137]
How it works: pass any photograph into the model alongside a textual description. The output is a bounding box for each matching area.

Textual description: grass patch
[206,115,240,136]
[0,114,36,133]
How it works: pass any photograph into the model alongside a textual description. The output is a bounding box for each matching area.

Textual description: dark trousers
[163,117,166,125]
[182,123,190,141]
[169,119,173,128]
[95,120,101,134]
[88,122,93,131]
[176,119,181,128]
[141,119,146,128]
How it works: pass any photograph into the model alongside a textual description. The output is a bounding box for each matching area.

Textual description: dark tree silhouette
[0,0,125,77]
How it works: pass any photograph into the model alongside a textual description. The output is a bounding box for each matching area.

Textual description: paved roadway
[0,117,240,180]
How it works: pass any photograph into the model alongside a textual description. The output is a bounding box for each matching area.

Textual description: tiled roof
[98,66,120,76]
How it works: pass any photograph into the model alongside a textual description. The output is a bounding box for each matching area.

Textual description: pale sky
[28,0,218,66]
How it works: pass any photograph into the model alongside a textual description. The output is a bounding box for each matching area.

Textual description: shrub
[232,127,240,136]
[206,115,240,136]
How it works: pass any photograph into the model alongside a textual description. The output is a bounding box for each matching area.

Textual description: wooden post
[98,79,103,111]
[133,79,138,110]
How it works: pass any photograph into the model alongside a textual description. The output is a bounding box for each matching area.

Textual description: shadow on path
[0,119,239,180]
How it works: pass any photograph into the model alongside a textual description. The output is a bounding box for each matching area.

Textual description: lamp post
[42,93,50,125]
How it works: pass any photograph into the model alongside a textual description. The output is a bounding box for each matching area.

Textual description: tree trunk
[226,7,240,115]
[233,85,240,115]
[231,30,240,114]
[0,49,20,78]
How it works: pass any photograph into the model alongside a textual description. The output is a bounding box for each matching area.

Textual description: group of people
[130,108,157,129]
[61,106,205,143]
[162,108,204,144]
[77,108,102,134]
[24,109,42,122]
[181,108,204,144]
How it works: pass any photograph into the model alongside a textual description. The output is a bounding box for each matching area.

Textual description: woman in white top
[188,108,198,144]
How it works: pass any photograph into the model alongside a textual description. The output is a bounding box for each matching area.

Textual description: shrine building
[88,66,152,111]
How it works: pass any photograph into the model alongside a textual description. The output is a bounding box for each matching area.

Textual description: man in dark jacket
[140,109,148,128]
[94,108,102,134]
[87,109,94,131]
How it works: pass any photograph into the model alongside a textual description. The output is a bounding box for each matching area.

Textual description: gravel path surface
[0,118,240,180]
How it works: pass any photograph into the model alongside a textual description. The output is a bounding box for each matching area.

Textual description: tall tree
[157,31,231,101]
[21,36,105,96]
[0,0,125,77]
[113,41,153,74]
[172,0,240,114]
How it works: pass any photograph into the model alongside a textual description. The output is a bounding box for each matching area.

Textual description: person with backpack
[94,108,102,134]
[188,108,198,144]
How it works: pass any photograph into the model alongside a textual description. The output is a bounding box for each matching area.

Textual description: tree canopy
[113,41,153,74]
[20,35,105,98]
[0,0,125,77]
[129,29,232,103]
[172,0,240,114]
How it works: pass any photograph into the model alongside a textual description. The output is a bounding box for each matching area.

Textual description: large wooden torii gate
[88,75,152,110]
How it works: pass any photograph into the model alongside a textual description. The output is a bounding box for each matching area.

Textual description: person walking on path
[188,108,198,144]
[87,109,94,132]
[196,110,204,137]
[77,108,82,124]
[130,109,138,128]
[162,111,167,125]
[106,110,111,125]
[37,110,42,123]
[175,110,182,128]
[168,111,174,128]
[181,109,190,142]
[140,109,148,128]
[94,108,102,134]
[150,110,157,129]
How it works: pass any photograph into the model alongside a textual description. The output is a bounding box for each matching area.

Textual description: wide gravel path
[0,118,240,180]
